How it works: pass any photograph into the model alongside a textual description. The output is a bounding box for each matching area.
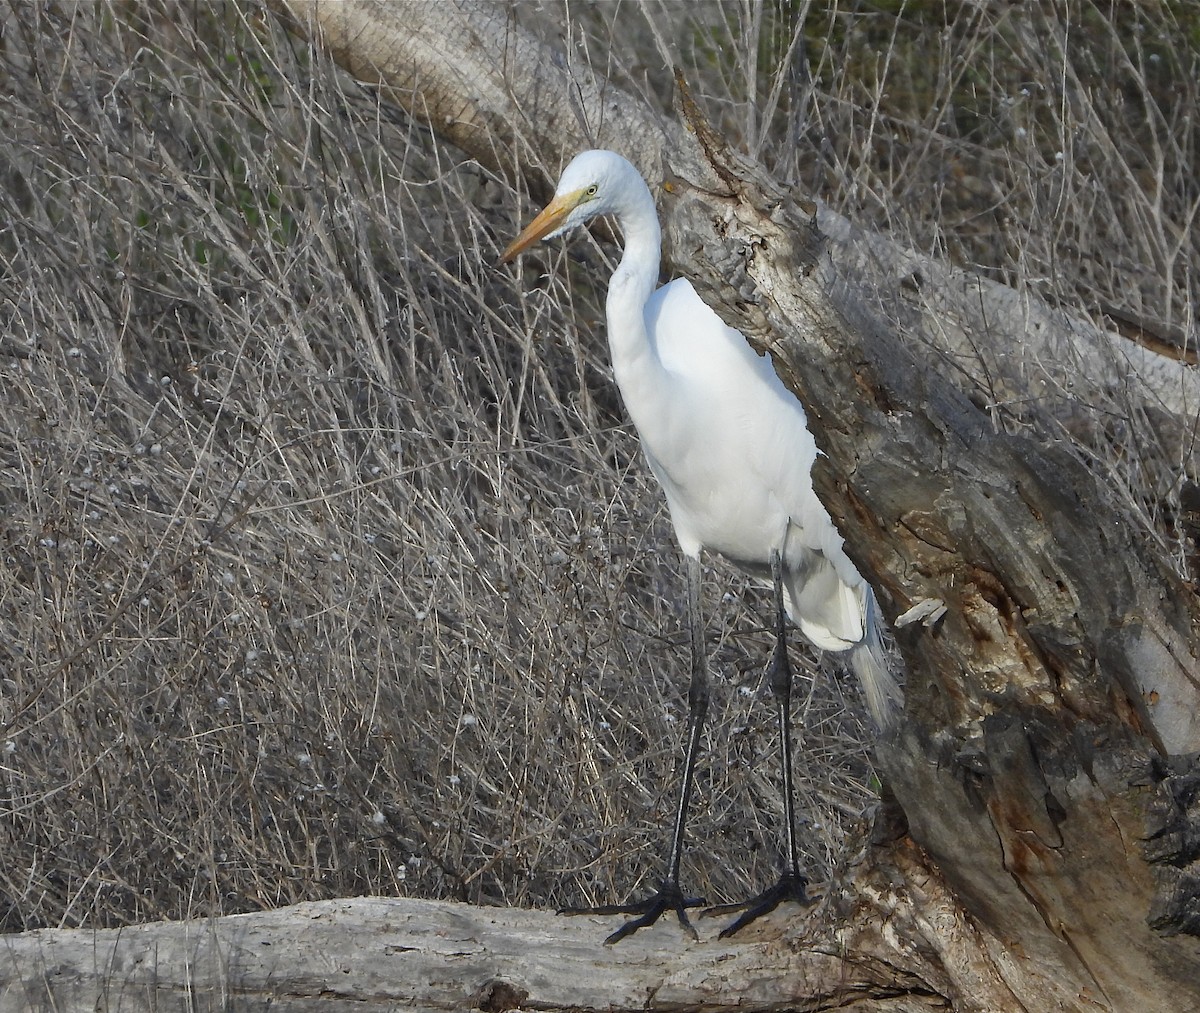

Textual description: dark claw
[707,869,813,939]
[560,880,707,944]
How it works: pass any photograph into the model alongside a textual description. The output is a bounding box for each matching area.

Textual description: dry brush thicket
[0,0,1195,937]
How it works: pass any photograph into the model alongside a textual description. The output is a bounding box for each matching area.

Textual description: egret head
[500,150,638,263]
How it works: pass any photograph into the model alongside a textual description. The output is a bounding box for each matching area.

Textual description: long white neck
[604,178,663,400]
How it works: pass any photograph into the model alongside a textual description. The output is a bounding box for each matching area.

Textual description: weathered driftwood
[0,889,990,1013]
[12,3,1190,1011]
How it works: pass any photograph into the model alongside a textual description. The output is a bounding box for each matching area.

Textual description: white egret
[501,150,900,943]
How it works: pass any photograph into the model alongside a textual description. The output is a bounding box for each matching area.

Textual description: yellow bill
[499,191,585,264]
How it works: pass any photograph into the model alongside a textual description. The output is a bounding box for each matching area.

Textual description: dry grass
[0,0,1195,934]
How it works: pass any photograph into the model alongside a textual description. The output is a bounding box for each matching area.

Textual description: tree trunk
[8,3,1193,1011]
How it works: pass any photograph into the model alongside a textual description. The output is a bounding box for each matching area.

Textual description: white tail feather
[848,594,903,730]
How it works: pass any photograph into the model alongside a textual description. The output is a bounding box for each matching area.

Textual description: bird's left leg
[560,553,709,944]
[711,547,813,938]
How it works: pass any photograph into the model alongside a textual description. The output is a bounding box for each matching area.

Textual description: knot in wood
[474,976,529,1013]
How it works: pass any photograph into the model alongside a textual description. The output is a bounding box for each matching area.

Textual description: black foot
[560,880,707,945]
[707,869,813,939]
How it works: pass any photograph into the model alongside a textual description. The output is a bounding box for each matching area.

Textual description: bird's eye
[586,184,598,197]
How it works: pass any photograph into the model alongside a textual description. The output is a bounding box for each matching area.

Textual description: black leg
[713,548,813,939]
[560,554,710,944]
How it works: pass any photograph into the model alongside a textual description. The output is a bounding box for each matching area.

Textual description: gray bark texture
[5,2,1198,1011]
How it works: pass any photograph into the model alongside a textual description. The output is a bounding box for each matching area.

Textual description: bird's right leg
[560,553,709,945]
[709,547,813,938]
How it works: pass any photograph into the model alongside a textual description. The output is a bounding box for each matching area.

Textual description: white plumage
[503,149,897,725]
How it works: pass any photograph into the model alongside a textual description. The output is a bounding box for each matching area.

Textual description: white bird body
[505,148,897,720]
[635,278,866,654]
